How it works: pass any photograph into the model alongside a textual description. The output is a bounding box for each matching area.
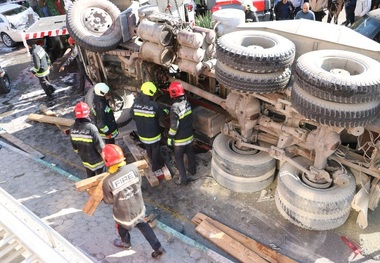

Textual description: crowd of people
[245,0,378,22]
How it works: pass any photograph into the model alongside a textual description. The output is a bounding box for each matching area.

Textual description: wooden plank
[0,131,44,159]
[195,219,268,263]
[191,213,297,263]
[75,160,148,191]
[39,104,70,134]
[82,178,105,216]
[28,113,75,127]
[75,172,110,192]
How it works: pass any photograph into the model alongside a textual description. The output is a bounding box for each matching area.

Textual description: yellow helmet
[141,81,157,96]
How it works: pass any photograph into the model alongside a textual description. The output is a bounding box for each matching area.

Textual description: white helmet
[94,83,110,96]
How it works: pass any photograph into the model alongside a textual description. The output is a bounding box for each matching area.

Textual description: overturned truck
[66,0,380,231]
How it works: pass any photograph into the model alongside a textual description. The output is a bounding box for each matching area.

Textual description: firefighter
[70,102,106,178]
[59,37,87,95]
[91,83,119,144]
[167,81,196,185]
[101,144,166,258]
[29,43,56,98]
[131,82,168,175]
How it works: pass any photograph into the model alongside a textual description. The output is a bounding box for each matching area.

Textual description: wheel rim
[82,7,115,35]
[2,34,13,47]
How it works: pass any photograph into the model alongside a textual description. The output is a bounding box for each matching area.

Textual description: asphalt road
[1,22,379,263]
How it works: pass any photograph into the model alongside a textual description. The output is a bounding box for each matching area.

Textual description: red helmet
[101,144,125,167]
[74,102,90,119]
[68,37,75,46]
[168,81,185,98]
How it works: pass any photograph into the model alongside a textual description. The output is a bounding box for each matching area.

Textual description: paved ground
[0,140,232,263]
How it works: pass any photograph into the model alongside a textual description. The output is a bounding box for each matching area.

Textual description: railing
[0,187,93,263]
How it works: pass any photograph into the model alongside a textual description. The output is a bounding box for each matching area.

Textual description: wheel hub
[83,7,114,34]
[330,68,350,76]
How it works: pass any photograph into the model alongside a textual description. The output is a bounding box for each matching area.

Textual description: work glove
[167,137,173,146]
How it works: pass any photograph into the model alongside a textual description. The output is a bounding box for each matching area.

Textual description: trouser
[78,63,86,92]
[314,11,326,21]
[345,5,356,25]
[116,222,161,251]
[40,6,51,17]
[174,142,196,183]
[104,138,115,144]
[144,141,162,172]
[38,76,55,96]
[85,165,106,178]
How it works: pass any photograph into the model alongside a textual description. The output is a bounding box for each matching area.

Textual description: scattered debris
[0,129,44,159]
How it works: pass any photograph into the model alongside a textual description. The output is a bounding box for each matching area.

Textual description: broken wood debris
[75,160,148,216]
[0,130,44,159]
[191,213,297,263]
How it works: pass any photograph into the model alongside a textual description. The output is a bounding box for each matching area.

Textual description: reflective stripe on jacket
[131,94,163,144]
[31,45,50,77]
[91,94,119,139]
[169,96,193,146]
[70,118,105,171]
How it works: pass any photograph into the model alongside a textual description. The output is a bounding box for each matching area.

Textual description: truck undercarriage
[65,0,380,231]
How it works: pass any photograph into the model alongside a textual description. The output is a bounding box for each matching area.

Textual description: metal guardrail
[0,187,93,263]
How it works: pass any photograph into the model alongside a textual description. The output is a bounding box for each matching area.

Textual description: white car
[0,4,39,47]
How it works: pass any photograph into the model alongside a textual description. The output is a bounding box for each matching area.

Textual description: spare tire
[275,156,356,231]
[291,83,380,127]
[216,61,291,93]
[295,50,380,103]
[217,31,295,73]
[67,0,122,52]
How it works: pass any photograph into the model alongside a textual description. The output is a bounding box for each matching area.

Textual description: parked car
[350,8,380,43]
[0,4,39,47]
[210,0,273,21]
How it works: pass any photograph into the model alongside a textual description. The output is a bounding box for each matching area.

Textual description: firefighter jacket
[30,44,51,78]
[70,118,105,171]
[91,94,119,139]
[168,96,193,146]
[61,45,80,67]
[131,94,163,144]
[102,163,146,230]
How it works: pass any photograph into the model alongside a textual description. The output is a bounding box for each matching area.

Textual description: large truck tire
[85,87,133,128]
[0,74,11,94]
[67,0,122,52]
[295,50,380,103]
[211,160,275,193]
[275,156,356,230]
[216,31,295,73]
[212,134,275,177]
[216,61,291,93]
[291,83,380,127]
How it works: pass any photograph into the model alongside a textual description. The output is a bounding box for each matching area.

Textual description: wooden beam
[0,131,44,159]
[195,219,269,263]
[192,213,297,263]
[75,160,148,191]
[39,104,70,134]
[82,177,105,216]
[28,113,75,127]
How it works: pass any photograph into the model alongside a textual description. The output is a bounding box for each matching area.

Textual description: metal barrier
[0,187,93,263]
